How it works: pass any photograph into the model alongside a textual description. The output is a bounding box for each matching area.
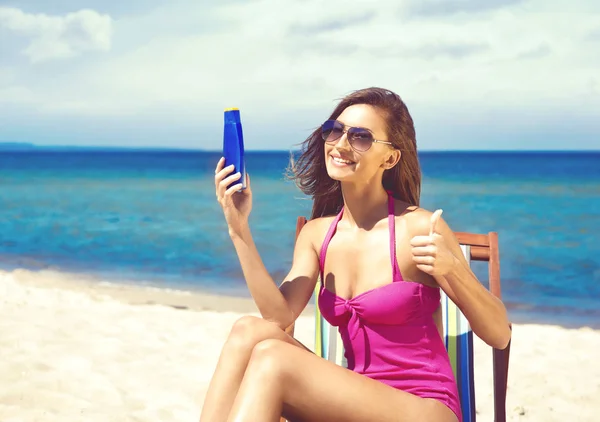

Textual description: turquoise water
[0,149,598,327]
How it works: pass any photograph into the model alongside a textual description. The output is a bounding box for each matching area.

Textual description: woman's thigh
[255,339,458,422]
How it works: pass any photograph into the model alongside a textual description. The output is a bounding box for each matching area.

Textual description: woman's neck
[340,182,389,230]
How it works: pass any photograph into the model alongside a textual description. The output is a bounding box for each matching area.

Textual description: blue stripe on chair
[458,330,476,422]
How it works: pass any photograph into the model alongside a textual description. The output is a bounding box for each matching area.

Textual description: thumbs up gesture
[410,210,455,277]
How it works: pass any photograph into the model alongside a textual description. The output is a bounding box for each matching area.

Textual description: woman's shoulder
[396,203,439,235]
[298,215,338,248]
[302,215,337,234]
[397,203,455,241]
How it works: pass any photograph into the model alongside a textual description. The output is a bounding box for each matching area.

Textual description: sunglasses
[320,119,394,152]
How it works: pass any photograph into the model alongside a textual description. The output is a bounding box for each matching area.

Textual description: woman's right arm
[230,219,319,330]
[215,158,319,330]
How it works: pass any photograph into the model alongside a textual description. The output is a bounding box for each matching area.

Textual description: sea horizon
[0,141,598,153]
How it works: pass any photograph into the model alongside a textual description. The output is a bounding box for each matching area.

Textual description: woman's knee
[246,339,289,381]
[226,315,283,351]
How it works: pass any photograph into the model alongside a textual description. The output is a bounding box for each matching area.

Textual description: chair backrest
[294,216,509,422]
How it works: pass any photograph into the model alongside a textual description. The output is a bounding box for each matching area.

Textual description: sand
[1,268,599,421]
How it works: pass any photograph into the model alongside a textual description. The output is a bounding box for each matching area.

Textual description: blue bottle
[223,108,246,190]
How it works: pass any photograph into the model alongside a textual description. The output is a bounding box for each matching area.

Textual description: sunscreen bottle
[223,108,246,190]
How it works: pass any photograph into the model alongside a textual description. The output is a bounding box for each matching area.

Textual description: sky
[0,0,599,150]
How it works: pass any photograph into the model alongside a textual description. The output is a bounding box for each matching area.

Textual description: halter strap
[318,192,404,282]
[387,191,403,281]
[319,208,344,280]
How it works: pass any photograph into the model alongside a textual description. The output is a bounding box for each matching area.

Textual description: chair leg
[492,337,511,422]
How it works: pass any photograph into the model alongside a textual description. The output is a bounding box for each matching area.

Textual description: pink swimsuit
[318,193,462,421]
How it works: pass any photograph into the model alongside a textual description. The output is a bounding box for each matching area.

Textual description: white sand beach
[1,268,599,422]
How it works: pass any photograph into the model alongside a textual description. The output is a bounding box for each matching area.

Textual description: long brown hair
[289,87,421,219]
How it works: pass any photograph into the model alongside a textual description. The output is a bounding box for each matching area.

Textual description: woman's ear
[383,149,401,170]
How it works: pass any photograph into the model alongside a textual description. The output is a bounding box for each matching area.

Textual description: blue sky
[0,0,599,150]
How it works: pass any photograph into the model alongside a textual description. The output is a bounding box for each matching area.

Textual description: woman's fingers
[409,235,433,247]
[215,164,236,192]
[218,172,242,200]
[214,157,226,187]
[215,166,234,182]
[411,246,436,256]
[412,255,435,265]
[224,182,244,197]
[215,160,233,182]
[215,157,225,174]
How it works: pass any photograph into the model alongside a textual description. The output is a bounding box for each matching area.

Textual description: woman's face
[323,104,397,183]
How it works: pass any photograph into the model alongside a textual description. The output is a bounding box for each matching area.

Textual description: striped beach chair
[290,217,511,422]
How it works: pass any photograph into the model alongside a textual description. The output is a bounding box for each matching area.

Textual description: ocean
[1,149,598,328]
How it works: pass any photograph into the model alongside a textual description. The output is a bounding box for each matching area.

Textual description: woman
[201,87,511,422]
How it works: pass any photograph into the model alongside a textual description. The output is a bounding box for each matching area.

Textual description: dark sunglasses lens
[348,128,374,151]
[321,120,343,143]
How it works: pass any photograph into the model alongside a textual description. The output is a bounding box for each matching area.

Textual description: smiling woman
[203,87,511,422]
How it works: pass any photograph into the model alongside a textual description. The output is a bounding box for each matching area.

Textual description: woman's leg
[199,316,309,422]
[227,339,459,422]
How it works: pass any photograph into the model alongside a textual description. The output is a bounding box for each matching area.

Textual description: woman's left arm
[410,210,511,350]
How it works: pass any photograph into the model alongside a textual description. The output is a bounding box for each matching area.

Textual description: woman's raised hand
[214,157,252,237]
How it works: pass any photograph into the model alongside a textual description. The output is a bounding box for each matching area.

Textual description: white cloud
[0,0,599,149]
[0,7,112,62]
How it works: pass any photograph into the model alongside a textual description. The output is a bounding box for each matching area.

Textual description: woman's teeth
[332,156,354,165]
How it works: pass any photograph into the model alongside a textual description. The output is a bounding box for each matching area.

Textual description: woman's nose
[333,132,351,150]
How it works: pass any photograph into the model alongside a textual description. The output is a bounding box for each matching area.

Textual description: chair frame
[284,216,511,422]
